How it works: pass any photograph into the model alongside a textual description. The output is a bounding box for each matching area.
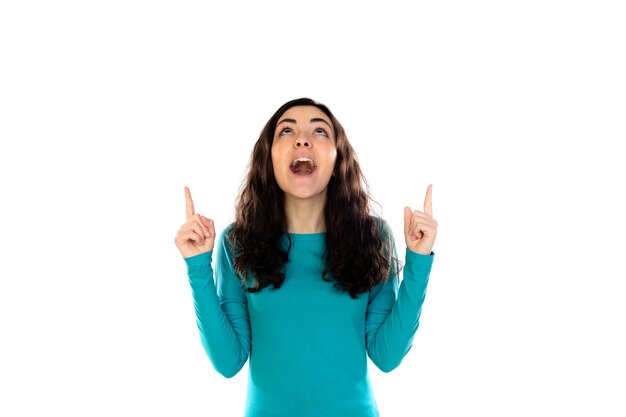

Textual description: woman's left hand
[404,184,438,255]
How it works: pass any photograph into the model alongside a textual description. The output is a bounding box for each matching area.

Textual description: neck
[284,193,327,234]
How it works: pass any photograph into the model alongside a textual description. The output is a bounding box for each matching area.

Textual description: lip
[289,153,317,176]
[290,169,316,177]
[288,153,316,167]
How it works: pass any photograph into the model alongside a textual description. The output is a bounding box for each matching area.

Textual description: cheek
[321,149,338,178]
[327,148,338,167]
[270,144,279,165]
[270,143,285,175]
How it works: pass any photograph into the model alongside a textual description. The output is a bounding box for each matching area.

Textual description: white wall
[1,1,624,415]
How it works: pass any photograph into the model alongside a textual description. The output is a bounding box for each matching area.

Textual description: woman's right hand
[174,186,216,258]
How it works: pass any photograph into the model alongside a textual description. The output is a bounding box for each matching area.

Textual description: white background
[1,1,625,416]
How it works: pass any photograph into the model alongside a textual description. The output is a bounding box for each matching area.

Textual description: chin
[284,187,328,201]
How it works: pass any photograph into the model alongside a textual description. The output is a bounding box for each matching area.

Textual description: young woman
[174,97,438,417]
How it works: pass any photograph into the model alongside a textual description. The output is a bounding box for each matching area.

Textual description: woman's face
[271,105,338,202]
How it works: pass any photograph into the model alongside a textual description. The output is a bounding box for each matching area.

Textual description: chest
[245,244,369,331]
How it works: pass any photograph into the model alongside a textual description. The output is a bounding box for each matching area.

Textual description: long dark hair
[227,97,402,299]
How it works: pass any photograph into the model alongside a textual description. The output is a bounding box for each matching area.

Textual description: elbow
[376,359,402,373]
[369,339,415,373]
[217,368,239,379]
[212,354,247,378]
[202,338,249,379]
[369,344,412,373]
[214,361,244,379]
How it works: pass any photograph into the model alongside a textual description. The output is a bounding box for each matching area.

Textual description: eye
[315,127,329,136]
[279,127,293,135]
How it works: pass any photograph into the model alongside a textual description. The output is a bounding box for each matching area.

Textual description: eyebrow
[276,117,334,133]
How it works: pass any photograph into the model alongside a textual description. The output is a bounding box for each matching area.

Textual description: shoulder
[219,222,236,240]
[217,222,237,254]
[369,215,394,242]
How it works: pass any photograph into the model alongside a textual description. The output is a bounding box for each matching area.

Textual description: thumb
[199,216,214,234]
[199,215,210,228]
[403,206,412,237]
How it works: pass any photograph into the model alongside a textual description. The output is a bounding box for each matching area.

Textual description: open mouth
[289,157,317,175]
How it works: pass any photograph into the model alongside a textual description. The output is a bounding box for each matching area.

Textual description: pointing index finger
[424,184,433,217]
[185,186,195,219]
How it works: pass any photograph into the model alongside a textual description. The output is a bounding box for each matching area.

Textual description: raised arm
[365,185,437,372]
[175,187,251,378]
[365,245,434,372]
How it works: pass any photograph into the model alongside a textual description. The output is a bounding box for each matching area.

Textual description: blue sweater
[184,224,434,417]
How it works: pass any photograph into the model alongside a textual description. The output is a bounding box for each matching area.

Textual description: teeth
[290,157,316,167]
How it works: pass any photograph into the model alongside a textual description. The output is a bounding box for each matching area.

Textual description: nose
[294,136,310,148]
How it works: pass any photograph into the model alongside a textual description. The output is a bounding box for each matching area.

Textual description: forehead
[279,105,330,122]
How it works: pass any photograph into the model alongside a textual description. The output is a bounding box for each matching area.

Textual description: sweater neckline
[286,232,327,241]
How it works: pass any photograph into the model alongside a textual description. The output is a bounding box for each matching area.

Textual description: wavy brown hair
[227,97,402,299]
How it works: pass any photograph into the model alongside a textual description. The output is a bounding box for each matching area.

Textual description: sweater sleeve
[365,243,434,373]
[183,226,251,378]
